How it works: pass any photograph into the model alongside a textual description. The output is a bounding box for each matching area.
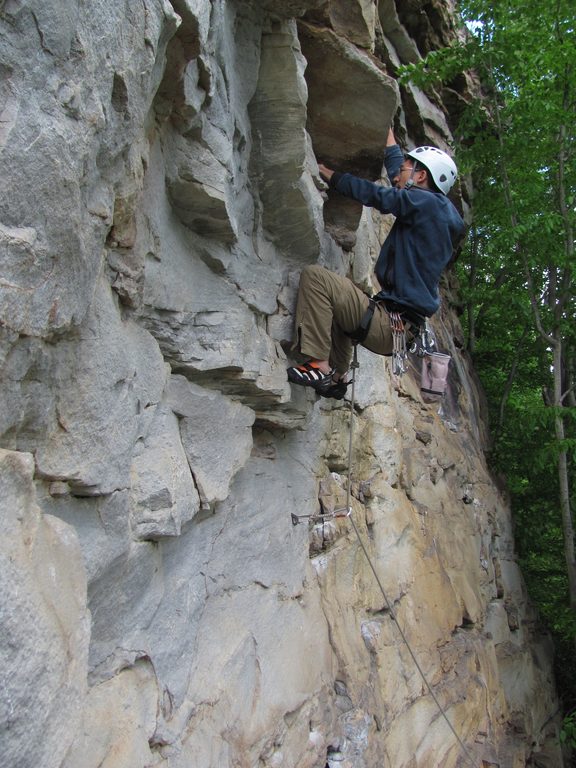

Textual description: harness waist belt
[346,298,426,344]
[382,300,426,329]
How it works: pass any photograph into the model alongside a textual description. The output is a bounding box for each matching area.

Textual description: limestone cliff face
[0,1,564,767]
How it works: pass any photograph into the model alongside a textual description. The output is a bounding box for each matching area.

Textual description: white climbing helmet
[406,145,458,195]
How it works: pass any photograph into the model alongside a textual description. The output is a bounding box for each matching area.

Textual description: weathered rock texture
[0,1,563,767]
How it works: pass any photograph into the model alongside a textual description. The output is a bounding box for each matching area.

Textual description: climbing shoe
[287,361,336,394]
[287,362,349,400]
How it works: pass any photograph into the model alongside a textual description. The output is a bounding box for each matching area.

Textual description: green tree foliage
[401,0,576,718]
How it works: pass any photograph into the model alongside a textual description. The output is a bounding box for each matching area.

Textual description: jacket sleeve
[330,172,416,219]
[384,144,404,184]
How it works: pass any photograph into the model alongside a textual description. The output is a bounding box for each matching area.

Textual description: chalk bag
[421,352,451,397]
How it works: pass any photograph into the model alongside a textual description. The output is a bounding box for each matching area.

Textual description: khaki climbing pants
[293,265,394,375]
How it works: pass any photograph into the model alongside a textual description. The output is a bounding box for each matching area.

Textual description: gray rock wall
[0,1,563,767]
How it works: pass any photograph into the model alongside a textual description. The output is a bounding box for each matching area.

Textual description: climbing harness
[291,342,476,768]
[346,295,426,379]
[347,299,376,344]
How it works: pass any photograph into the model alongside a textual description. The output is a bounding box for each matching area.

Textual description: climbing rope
[299,345,478,768]
[348,510,477,767]
[343,344,360,515]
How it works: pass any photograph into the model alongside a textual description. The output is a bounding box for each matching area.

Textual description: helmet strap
[405,161,429,190]
[404,165,417,189]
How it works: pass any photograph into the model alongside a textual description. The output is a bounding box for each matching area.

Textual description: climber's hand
[318,163,334,182]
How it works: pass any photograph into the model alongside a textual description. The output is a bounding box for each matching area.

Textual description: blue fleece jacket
[330,144,465,317]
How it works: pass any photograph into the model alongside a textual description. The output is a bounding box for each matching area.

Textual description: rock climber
[287,127,466,399]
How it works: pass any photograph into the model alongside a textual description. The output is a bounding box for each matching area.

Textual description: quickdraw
[389,311,407,376]
[409,322,437,357]
[291,508,350,526]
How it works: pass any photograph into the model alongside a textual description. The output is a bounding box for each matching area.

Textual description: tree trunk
[553,339,576,609]
[466,227,478,355]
